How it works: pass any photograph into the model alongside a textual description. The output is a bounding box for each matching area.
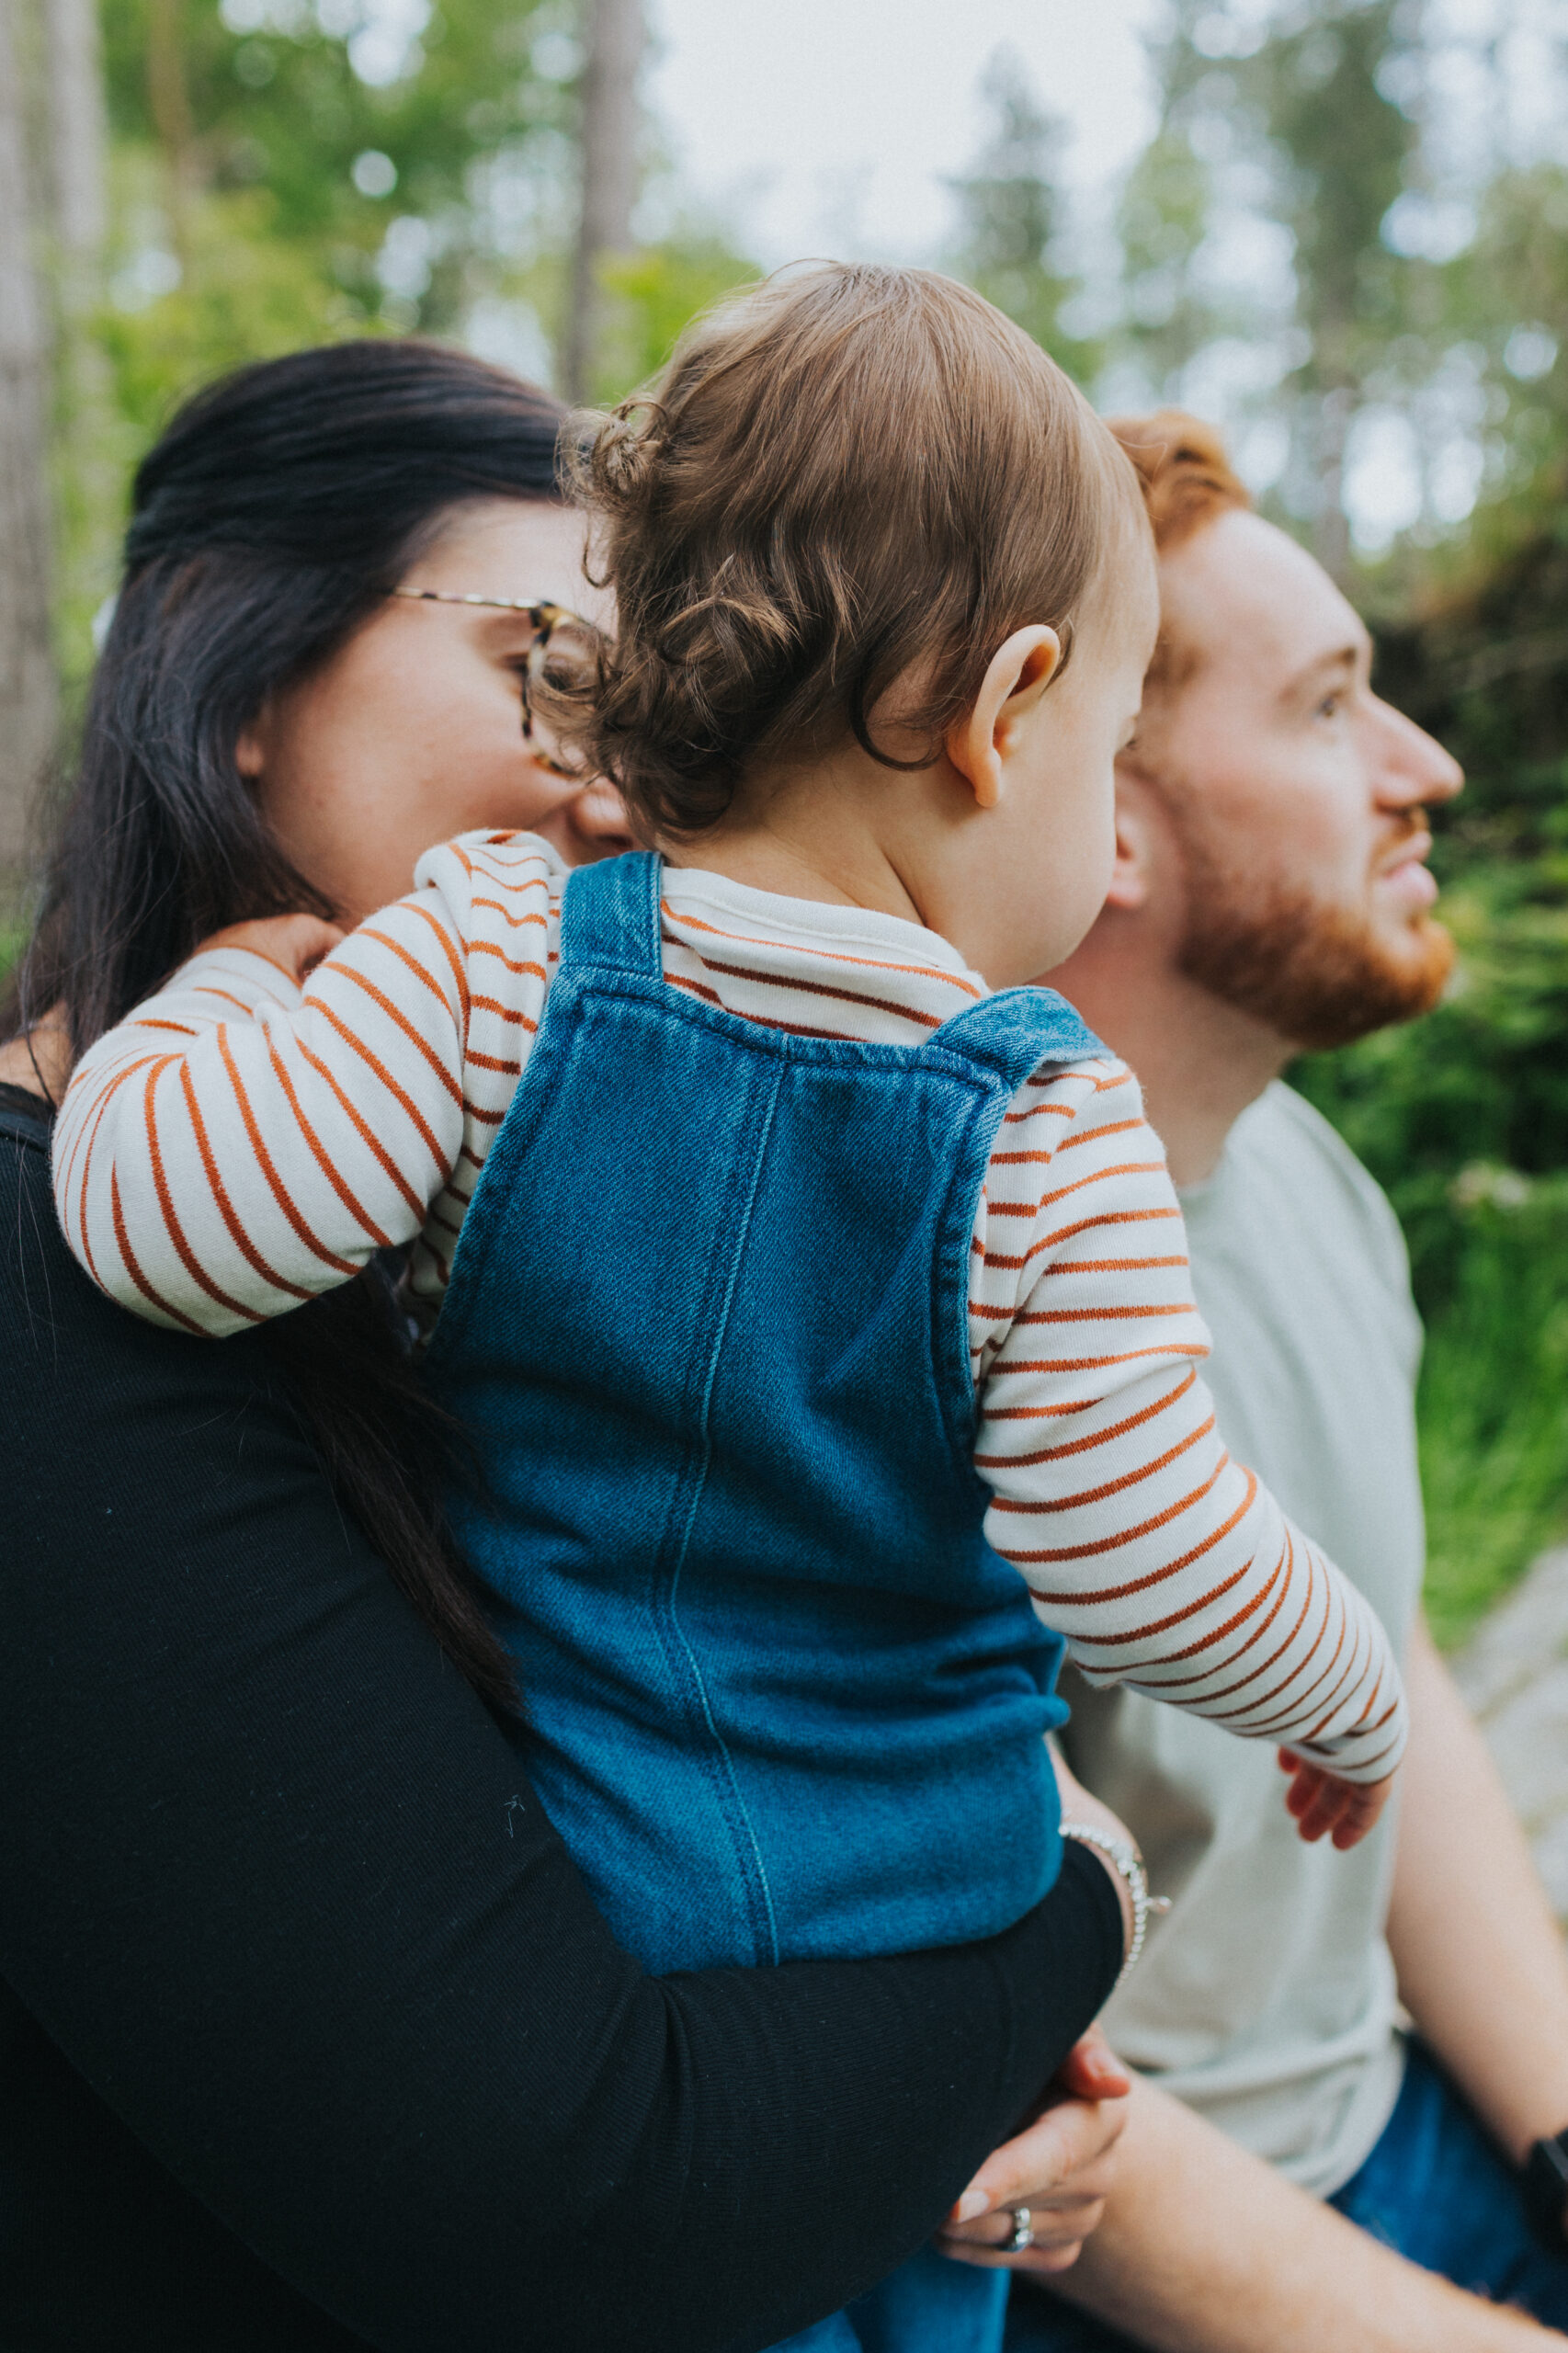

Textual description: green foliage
[1109,1,1238,404]
[1294,494,1568,1640]
[1294,871,1568,1248]
[98,0,571,332]
[46,4,758,700]
[1414,1172,1568,1648]
[1293,877,1568,1643]
[592,232,760,404]
[1136,7,1568,1637]
[101,182,350,428]
[1243,0,1416,372]
[0,917,27,994]
[1115,124,1217,400]
[48,0,582,702]
[1438,166,1568,503]
[948,48,1094,381]
[51,143,359,699]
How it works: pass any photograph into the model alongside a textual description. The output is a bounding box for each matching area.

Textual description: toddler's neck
[653,743,962,951]
[659,827,923,930]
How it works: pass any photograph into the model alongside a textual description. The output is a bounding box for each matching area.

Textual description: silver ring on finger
[1005,2207,1034,2253]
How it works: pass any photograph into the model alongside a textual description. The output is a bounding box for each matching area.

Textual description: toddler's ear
[946,626,1061,810]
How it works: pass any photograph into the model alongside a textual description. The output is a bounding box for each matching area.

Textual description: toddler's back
[426,850,1094,1972]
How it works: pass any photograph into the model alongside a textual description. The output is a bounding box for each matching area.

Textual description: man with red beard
[995,416,1568,2346]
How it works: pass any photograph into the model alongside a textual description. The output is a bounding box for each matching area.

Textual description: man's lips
[1375,834,1437,911]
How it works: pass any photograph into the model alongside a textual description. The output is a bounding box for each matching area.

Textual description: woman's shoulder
[0,1078,53,1141]
[0,1073,281,1426]
[0,1083,69,1317]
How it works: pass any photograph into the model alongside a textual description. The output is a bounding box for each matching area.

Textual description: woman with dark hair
[0,338,1131,2351]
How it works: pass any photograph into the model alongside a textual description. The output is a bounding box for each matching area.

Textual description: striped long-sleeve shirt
[53,831,1406,1783]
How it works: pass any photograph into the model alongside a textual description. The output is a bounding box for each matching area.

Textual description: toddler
[54,266,1405,2351]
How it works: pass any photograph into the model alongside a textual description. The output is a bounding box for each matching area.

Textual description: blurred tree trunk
[46,0,106,256]
[0,0,58,871]
[145,0,199,267]
[562,0,643,404]
[45,0,118,642]
[1244,0,1415,583]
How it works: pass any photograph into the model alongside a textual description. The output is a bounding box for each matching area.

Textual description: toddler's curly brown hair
[551,262,1151,839]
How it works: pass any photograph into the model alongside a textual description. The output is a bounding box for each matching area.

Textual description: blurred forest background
[1,0,1565,1641]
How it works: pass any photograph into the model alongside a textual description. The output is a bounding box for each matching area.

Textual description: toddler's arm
[972,1059,1406,1817]
[51,832,559,1334]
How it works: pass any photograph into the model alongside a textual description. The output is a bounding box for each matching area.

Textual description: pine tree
[950,48,1091,381]
[1113,0,1224,405]
[1242,0,1418,575]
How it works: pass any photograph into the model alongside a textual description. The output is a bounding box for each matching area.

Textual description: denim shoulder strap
[558,848,663,980]
[931,982,1107,1090]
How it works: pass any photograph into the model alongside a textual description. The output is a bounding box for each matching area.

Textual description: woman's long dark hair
[10,338,572,1711]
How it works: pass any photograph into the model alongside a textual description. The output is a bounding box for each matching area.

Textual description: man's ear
[1103,763,1161,911]
[946,626,1062,811]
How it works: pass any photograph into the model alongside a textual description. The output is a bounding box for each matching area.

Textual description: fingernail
[955,2189,990,2222]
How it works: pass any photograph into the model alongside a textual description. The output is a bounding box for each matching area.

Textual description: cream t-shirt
[1058,1079,1424,2197]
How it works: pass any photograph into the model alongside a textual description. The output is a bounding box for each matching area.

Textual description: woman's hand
[937,2027,1132,2274]
[197,913,346,987]
[937,1745,1141,2274]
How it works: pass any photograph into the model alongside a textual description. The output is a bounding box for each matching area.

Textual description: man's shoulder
[1182,1079,1421,1382]
[1224,1080,1411,1278]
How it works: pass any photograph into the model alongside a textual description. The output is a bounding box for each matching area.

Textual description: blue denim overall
[424,851,1105,2350]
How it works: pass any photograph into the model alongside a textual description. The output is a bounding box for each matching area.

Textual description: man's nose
[1368,695,1463,811]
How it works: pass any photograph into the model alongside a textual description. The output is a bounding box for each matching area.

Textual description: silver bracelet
[1058,1821,1170,1987]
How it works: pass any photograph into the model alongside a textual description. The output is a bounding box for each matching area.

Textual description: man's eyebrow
[1280,641,1366,701]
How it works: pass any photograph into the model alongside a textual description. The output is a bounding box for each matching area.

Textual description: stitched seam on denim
[932,1074,1006,1478]
[927,991,1096,1475]
[931,983,1106,1076]
[558,848,662,980]
[634,847,665,977]
[658,1059,787,1969]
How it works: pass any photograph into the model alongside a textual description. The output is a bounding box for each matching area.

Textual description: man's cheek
[1242,798,1356,910]
[1289,782,1375,905]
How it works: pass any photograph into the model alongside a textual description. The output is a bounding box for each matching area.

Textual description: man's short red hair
[1106,409,1250,552]
[1105,410,1251,697]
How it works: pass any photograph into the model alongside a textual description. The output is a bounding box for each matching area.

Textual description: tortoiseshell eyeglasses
[391,586,597,778]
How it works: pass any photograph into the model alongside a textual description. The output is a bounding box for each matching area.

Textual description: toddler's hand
[196,913,345,988]
[1278,1751,1395,1850]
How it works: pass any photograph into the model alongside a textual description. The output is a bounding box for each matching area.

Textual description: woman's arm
[0,1101,1120,2353]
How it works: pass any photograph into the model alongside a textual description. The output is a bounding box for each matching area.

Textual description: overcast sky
[613,0,1568,551]
[645,0,1166,267]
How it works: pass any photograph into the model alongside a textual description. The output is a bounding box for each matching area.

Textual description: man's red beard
[1165,807,1454,1052]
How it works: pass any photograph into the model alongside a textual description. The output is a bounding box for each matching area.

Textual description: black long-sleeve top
[0,1087,1119,2351]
